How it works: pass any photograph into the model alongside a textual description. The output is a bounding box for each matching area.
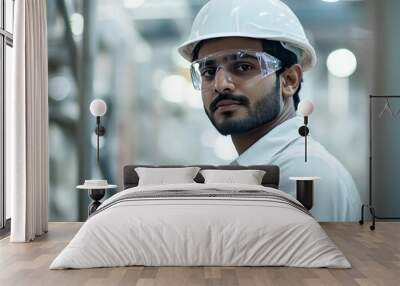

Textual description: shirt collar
[232,116,304,165]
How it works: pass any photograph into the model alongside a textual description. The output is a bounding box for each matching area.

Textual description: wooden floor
[0,222,399,286]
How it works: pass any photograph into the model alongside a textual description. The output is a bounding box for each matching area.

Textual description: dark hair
[261,40,302,111]
[192,39,302,110]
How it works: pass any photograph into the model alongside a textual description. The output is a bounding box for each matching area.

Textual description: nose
[214,67,235,93]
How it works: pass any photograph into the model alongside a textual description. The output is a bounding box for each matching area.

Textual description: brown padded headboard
[123,165,280,190]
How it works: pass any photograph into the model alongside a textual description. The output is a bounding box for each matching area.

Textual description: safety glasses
[190,49,282,91]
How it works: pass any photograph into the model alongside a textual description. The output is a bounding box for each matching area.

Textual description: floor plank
[0,222,399,286]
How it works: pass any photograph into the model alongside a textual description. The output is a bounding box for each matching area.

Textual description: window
[1,0,14,231]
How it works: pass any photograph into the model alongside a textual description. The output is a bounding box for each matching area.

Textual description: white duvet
[50,183,351,269]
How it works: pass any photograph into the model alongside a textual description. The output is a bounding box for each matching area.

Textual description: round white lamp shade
[326,49,357,78]
[298,99,314,116]
[90,99,107,117]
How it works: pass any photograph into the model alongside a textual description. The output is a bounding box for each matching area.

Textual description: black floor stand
[359,204,376,231]
[360,95,400,231]
[359,203,400,231]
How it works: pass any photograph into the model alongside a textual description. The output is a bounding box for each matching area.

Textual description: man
[178,0,361,221]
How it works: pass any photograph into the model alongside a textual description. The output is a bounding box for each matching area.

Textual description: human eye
[200,67,217,79]
[233,62,255,73]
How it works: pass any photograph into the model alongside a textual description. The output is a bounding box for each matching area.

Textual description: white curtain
[6,0,49,242]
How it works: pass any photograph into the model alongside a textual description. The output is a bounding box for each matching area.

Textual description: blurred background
[46,0,395,221]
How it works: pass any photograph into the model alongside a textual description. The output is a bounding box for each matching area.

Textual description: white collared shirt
[231,116,362,222]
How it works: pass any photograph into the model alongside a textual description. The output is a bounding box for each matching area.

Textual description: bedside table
[77,181,117,215]
[289,177,320,210]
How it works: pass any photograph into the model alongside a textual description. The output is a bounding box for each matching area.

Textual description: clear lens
[190,50,282,91]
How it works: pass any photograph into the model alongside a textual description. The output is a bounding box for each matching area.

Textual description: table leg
[88,189,105,216]
[296,180,314,210]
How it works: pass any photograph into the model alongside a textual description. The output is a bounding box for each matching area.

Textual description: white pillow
[200,169,266,185]
[135,167,201,186]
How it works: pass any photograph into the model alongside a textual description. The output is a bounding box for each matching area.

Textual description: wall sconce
[298,99,314,162]
[90,99,107,162]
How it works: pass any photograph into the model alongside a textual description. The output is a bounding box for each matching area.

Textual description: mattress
[50,183,351,269]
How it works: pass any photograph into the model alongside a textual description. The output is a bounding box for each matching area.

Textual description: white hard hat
[178,0,317,71]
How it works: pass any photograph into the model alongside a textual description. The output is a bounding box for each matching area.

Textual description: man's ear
[281,64,303,98]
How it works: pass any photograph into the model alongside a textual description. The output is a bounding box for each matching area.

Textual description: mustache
[210,93,250,113]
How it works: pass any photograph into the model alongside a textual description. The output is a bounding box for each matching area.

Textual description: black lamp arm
[94,116,106,163]
[95,116,106,136]
[298,116,310,163]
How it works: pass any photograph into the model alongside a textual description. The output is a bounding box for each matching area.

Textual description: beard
[205,79,281,136]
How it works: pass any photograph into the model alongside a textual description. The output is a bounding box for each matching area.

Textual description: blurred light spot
[123,0,145,9]
[64,101,80,120]
[328,73,349,116]
[70,13,84,36]
[91,133,105,149]
[161,75,187,103]
[231,7,240,15]
[326,49,357,78]
[49,76,73,101]
[214,136,237,161]
[322,0,340,2]
[185,89,203,109]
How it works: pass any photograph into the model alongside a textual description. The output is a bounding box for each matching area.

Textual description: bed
[50,165,350,269]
